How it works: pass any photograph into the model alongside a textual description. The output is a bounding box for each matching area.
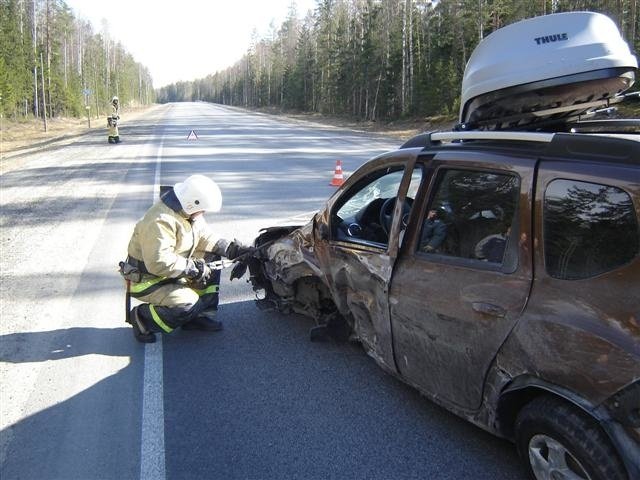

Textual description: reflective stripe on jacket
[129,275,177,298]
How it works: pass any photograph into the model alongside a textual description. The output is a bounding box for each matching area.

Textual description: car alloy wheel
[528,434,591,480]
[515,395,627,480]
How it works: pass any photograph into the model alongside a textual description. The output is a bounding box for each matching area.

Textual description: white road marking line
[140,138,166,480]
[141,340,165,480]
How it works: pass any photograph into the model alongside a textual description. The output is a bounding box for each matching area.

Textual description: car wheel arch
[513,394,630,480]
[495,376,603,440]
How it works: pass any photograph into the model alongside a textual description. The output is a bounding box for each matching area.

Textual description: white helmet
[173,174,222,215]
[112,96,119,103]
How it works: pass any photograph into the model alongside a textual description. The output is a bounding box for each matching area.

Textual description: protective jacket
[127,194,226,278]
[108,102,120,141]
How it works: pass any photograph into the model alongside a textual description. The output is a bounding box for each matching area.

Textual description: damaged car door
[389,153,535,410]
[313,152,422,372]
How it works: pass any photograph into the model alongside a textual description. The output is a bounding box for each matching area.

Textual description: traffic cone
[330,160,344,187]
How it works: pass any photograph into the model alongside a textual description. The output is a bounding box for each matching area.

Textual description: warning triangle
[187,130,199,140]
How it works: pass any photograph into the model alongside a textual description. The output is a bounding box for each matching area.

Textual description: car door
[313,151,422,373]
[389,151,535,410]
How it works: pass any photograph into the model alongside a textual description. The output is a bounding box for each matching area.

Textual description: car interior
[331,167,421,247]
[419,169,520,267]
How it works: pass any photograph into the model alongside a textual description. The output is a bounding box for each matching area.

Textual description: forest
[0,0,154,121]
[1,0,638,124]
[158,0,639,121]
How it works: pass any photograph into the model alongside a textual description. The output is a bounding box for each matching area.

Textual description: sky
[65,0,318,88]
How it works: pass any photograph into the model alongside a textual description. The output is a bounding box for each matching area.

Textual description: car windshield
[338,170,404,220]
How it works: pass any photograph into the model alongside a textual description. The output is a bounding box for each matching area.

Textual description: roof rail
[568,118,640,132]
[399,127,637,152]
[399,130,555,149]
[431,131,555,143]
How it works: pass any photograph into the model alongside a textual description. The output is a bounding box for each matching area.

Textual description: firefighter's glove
[185,258,212,283]
[230,261,248,281]
[225,240,255,260]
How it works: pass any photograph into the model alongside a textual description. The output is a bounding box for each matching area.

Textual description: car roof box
[459,12,638,131]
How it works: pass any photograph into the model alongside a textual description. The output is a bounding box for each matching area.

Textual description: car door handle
[472,302,506,318]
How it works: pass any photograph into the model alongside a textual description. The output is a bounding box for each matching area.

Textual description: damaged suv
[235,12,639,480]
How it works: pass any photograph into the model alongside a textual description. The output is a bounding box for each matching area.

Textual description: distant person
[110,96,120,118]
[475,225,510,263]
[108,96,121,144]
[120,174,252,343]
[420,208,447,252]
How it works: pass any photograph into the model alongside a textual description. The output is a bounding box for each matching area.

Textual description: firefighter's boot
[127,306,157,343]
[182,309,223,332]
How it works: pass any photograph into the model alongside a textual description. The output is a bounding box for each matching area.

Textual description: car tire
[515,395,627,480]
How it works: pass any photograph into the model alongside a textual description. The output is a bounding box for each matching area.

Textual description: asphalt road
[0,103,528,479]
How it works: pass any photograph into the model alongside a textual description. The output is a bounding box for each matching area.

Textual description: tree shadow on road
[0,327,135,363]
[0,298,528,480]
[0,325,146,479]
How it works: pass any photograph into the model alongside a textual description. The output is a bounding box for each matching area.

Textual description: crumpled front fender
[234,223,335,321]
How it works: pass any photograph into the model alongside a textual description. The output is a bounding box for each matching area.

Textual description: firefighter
[121,174,251,343]
[111,96,120,117]
[108,96,120,143]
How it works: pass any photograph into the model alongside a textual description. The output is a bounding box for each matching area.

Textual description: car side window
[332,167,422,247]
[419,169,520,269]
[544,179,639,280]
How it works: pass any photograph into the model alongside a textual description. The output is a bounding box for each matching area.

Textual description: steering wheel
[379,197,413,235]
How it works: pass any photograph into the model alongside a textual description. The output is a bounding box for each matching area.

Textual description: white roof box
[459,12,637,130]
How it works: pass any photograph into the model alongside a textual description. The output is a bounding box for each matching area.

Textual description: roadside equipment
[187,130,199,140]
[330,160,344,186]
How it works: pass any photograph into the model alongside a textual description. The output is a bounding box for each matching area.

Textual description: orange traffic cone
[330,160,344,186]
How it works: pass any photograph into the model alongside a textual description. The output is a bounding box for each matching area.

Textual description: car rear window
[544,179,639,280]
